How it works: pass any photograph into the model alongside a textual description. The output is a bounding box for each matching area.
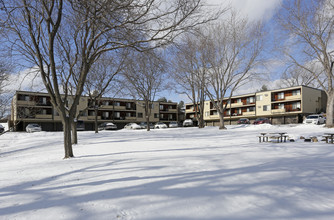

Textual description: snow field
[1,124,334,220]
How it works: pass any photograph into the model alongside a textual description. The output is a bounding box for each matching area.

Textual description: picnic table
[258,132,288,143]
[323,133,334,143]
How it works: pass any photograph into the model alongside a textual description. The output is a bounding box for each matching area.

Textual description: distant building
[185,85,327,125]
[10,91,178,131]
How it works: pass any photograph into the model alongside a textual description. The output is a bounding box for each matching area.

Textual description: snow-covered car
[0,124,4,133]
[169,121,178,128]
[124,123,141,130]
[303,114,326,125]
[154,122,167,129]
[183,119,193,127]
[98,122,117,131]
[139,122,154,129]
[26,123,42,133]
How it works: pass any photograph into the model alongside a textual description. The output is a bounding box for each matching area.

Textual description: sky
[3,0,285,104]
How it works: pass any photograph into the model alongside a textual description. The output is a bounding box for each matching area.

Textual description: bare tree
[1,0,213,158]
[171,34,207,128]
[277,0,334,127]
[121,50,166,131]
[279,63,322,89]
[0,61,9,119]
[82,52,124,136]
[202,13,265,129]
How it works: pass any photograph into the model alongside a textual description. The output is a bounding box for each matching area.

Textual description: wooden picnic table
[323,133,334,143]
[258,132,288,143]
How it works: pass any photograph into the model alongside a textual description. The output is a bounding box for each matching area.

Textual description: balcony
[285,94,301,101]
[243,111,255,116]
[125,116,136,120]
[230,103,243,108]
[35,114,53,119]
[17,100,36,106]
[272,109,286,114]
[88,116,101,120]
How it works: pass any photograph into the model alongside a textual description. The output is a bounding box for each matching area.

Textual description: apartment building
[185,86,327,125]
[10,91,178,131]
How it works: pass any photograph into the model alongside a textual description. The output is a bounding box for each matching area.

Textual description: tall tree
[121,50,166,131]
[171,34,207,128]
[1,0,213,158]
[203,13,265,129]
[277,0,334,127]
[0,61,9,118]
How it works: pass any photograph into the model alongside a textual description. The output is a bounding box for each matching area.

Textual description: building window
[137,113,143,118]
[103,112,109,118]
[114,112,120,118]
[278,103,285,109]
[247,106,255,112]
[238,108,242,114]
[114,102,120,106]
[205,111,209,116]
[256,95,263,101]
[292,102,301,110]
[160,105,164,110]
[126,112,132,117]
[154,113,159,118]
[237,98,241,103]
[126,103,132,108]
[292,90,301,96]
[263,105,270,111]
[278,92,284,99]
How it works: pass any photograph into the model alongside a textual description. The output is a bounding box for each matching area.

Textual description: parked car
[26,123,42,133]
[169,121,178,128]
[253,118,271,125]
[139,122,154,129]
[98,122,117,131]
[124,123,141,130]
[0,124,4,133]
[303,114,326,125]
[183,119,193,127]
[237,118,250,124]
[154,122,167,129]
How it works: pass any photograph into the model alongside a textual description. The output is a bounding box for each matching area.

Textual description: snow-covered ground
[1,124,334,220]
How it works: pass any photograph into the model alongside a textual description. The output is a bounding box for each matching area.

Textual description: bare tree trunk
[71,122,78,145]
[218,113,226,130]
[63,117,74,159]
[326,91,334,128]
[94,108,98,133]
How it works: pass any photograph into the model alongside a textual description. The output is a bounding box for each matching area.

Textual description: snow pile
[1,125,334,220]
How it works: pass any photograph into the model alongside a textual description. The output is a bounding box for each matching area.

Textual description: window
[114,102,120,106]
[263,105,270,111]
[103,101,109,106]
[205,111,209,117]
[238,108,242,114]
[292,90,301,96]
[278,92,284,99]
[114,112,120,118]
[247,106,255,112]
[237,98,241,103]
[126,112,132,117]
[247,97,255,104]
[169,114,173,119]
[126,103,132,108]
[154,113,159,118]
[292,102,301,110]
[151,104,154,109]
[160,105,164,110]
[25,95,30,101]
[278,103,284,109]
[256,95,263,101]
[137,113,143,118]
[103,112,109,118]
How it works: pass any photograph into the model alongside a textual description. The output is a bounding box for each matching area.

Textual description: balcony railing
[35,114,53,119]
[243,111,255,116]
[272,109,286,114]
